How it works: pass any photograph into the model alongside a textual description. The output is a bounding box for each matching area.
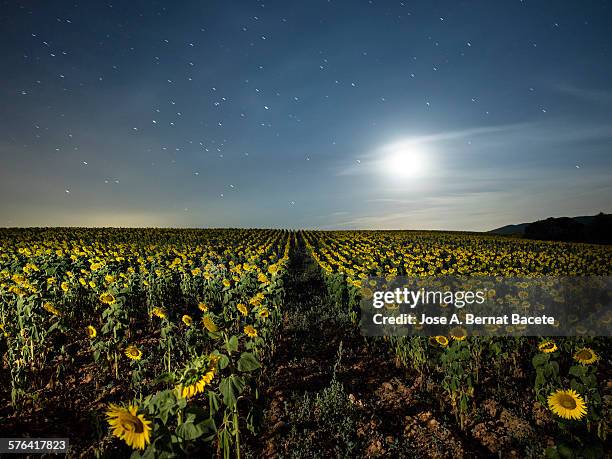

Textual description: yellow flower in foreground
[100,292,116,305]
[43,302,61,316]
[182,315,193,326]
[548,389,587,420]
[244,325,258,338]
[202,315,218,332]
[538,341,557,353]
[125,345,143,361]
[86,325,97,338]
[222,279,231,288]
[236,303,248,316]
[573,348,598,365]
[198,302,208,312]
[434,336,449,347]
[258,308,270,319]
[61,282,70,292]
[106,404,152,450]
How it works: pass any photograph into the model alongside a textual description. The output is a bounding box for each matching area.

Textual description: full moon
[382,147,428,179]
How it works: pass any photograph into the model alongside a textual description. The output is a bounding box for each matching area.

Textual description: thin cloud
[555,83,612,104]
[336,120,612,177]
[336,122,529,176]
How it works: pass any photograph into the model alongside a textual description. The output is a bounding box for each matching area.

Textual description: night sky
[2,0,611,230]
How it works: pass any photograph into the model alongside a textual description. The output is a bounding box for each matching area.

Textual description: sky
[1,0,611,231]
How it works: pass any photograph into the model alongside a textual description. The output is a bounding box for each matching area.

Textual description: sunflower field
[0,228,291,458]
[0,228,610,458]
[301,230,612,458]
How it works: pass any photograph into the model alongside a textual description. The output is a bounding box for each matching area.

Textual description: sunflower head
[202,315,218,332]
[86,325,97,338]
[573,348,598,365]
[176,368,217,399]
[43,302,61,316]
[182,314,193,326]
[150,307,167,320]
[125,345,143,361]
[106,403,152,450]
[198,302,208,312]
[538,340,557,353]
[100,292,116,305]
[548,389,587,420]
[258,308,270,319]
[244,325,258,338]
[434,335,449,347]
[449,327,467,341]
[236,303,248,316]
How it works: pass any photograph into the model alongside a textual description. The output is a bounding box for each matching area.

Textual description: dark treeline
[525,213,612,244]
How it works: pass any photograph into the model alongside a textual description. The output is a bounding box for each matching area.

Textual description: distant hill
[490,213,612,244]
[488,223,529,235]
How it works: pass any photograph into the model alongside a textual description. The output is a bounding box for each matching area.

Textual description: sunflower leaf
[237,352,260,372]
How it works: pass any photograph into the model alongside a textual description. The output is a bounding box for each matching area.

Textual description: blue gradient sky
[1,0,611,230]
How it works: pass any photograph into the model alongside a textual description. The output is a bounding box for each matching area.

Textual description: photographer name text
[372,313,556,326]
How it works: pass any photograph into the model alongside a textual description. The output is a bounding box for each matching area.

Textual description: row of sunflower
[302,230,611,457]
[0,228,292,458]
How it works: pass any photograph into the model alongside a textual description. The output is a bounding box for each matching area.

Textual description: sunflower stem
[114,351,118,379]
[233,408,240,459]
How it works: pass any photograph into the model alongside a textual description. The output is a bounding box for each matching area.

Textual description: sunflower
[150,307,167,320]
[222,279,231,288]
[202,315,218,332]
[236,303,248,316]
[182,314,193,326]
[249,292,264,306]
[547,389,587,420]
[86,325,97,338]
[106,403,152,450]
[449,327,467,341]
[258,308,269,319]
[573,348,599,365]
[43,302,61,316]
[100,292,116,305]
[538,341,557,353]
[198,302,208,312]
[176,368,216,398]
[434,336,449,347]
[125,345,143,361]
[244,325,258,338]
